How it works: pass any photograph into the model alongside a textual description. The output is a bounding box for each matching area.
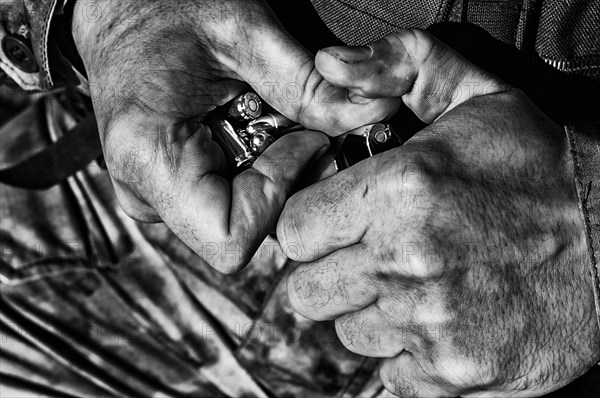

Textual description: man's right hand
[71,0,399,273]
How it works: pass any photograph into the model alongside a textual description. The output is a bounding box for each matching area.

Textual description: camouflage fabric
[0,93,386,396]
[1,0,599,396]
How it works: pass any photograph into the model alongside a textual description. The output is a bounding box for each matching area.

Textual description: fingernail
[321,45,373,63]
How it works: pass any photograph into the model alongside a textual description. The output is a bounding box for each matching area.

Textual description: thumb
[231,4,400,135]
[315,29,509,123]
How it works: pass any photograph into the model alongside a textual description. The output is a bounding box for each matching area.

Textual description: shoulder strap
[0,113,101,190]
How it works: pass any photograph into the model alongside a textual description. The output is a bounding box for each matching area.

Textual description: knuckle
[371,146,458,281]
[208,251,243,275]
[201,242,250,274]
[163,225,254,275]
[388,234,446,279]
[113,185,160,223]
[407,28,436,49]
[400,153,437,193]
[374,150,440,205]
[213,260,245,275]
[360,78,384,97]
[252,155,292,189]
[372,150,451,280]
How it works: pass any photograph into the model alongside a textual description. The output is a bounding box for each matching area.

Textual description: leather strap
[0,113,101,190]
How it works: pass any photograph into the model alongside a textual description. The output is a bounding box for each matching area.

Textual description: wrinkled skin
[278,29,600,397]
[72,0,400,273]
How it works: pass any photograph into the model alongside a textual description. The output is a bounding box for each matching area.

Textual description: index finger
[276,158,372,262]
[150,125,330,273]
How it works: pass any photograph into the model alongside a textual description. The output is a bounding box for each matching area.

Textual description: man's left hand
[277,30,600,397]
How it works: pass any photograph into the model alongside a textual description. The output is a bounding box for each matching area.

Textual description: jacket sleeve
[567,122,600,331]
[0,0,85,91]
